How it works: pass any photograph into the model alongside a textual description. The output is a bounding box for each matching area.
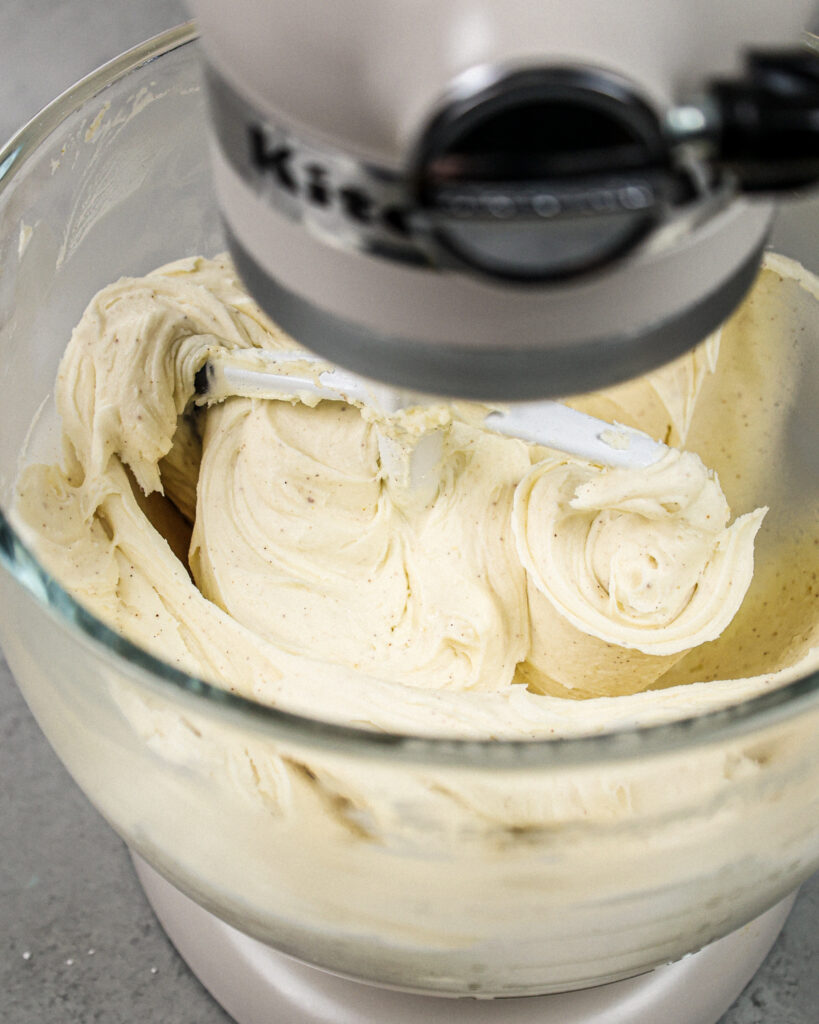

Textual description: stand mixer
[0,6,818,1024]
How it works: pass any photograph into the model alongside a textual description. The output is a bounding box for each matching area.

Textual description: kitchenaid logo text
[249,126,411,237]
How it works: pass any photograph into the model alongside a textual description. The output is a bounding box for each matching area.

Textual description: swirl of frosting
[513,450,766,661]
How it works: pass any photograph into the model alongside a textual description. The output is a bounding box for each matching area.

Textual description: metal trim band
[204,63,712,283]
[205,66,432,268]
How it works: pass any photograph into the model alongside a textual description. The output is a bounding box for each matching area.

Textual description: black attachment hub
[411,67,693,282]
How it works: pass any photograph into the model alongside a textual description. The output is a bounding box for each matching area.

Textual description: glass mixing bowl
[0,24,818,998]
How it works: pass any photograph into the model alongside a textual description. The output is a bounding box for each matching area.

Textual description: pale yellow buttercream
[13,253,818,738]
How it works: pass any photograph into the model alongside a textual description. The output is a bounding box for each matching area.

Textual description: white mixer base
[132,853,794,1024]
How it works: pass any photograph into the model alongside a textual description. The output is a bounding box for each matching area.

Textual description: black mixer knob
[411,67,692,282]
[711,48,819,191]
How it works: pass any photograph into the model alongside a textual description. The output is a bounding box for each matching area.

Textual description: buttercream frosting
[13,253,817,738]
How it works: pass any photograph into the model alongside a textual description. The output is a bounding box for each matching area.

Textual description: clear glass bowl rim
[0,21,817,769]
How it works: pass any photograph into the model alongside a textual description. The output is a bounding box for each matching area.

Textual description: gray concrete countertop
[1,3,817,1022]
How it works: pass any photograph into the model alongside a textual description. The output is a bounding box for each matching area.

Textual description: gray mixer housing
[190,0,819,398]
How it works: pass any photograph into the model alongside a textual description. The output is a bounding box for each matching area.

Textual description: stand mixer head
[189,0,819,399]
